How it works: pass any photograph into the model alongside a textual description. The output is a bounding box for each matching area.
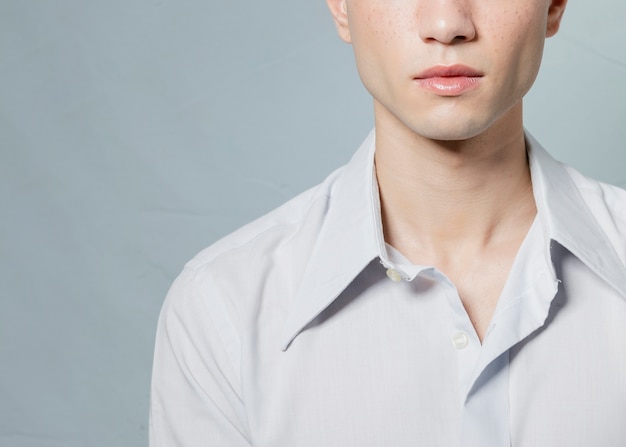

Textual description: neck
[374,104,537,263]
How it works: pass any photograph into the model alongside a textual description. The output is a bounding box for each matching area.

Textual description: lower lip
[415,76,481,96]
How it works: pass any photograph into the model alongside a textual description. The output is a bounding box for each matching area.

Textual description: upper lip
[414,64,483,79]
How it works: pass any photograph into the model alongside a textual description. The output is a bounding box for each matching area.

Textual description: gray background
[1,1,624,446]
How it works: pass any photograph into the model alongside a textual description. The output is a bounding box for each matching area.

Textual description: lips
[414,64,483,96]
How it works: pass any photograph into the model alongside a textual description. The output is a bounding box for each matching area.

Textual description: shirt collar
[280,130,626,350]
[280,130,381,350]
[526,132,626,300]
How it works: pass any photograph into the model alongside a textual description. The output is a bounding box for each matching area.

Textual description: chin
[407,119,491,142]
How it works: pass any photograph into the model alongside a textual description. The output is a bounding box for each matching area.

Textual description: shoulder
[565,166,626,259]
[565,165,626,223]
[161,164,345,320]
[190,165,343,272]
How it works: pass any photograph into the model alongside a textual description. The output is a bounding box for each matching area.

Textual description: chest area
[242,267,626,447]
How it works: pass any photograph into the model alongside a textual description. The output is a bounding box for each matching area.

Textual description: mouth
[414,65,483,96]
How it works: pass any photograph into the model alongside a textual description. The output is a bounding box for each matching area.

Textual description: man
[150,0,626,445]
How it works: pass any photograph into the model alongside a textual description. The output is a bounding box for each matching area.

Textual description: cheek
[481,2,548,52]
[489,8,548,79]
[349,7,409,87]
[348,3,404,50]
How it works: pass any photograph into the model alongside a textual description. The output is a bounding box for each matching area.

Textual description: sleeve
[149,264,252,446]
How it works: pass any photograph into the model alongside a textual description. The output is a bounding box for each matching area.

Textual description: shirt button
[452,332,469,350]
[386,268,402,282]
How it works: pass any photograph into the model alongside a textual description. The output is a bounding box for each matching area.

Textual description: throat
[380,186,537,343]
[373,127,539,341]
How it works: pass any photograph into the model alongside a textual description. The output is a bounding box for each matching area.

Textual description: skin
[326,0,567,341]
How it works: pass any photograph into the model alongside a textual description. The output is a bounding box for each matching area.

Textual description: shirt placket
[449,273,558,447]
[431,271,511,447]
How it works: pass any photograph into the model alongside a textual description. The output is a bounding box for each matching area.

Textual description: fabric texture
[149,130,626,447]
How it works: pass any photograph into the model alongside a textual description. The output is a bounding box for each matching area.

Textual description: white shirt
[149,131,626,447]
